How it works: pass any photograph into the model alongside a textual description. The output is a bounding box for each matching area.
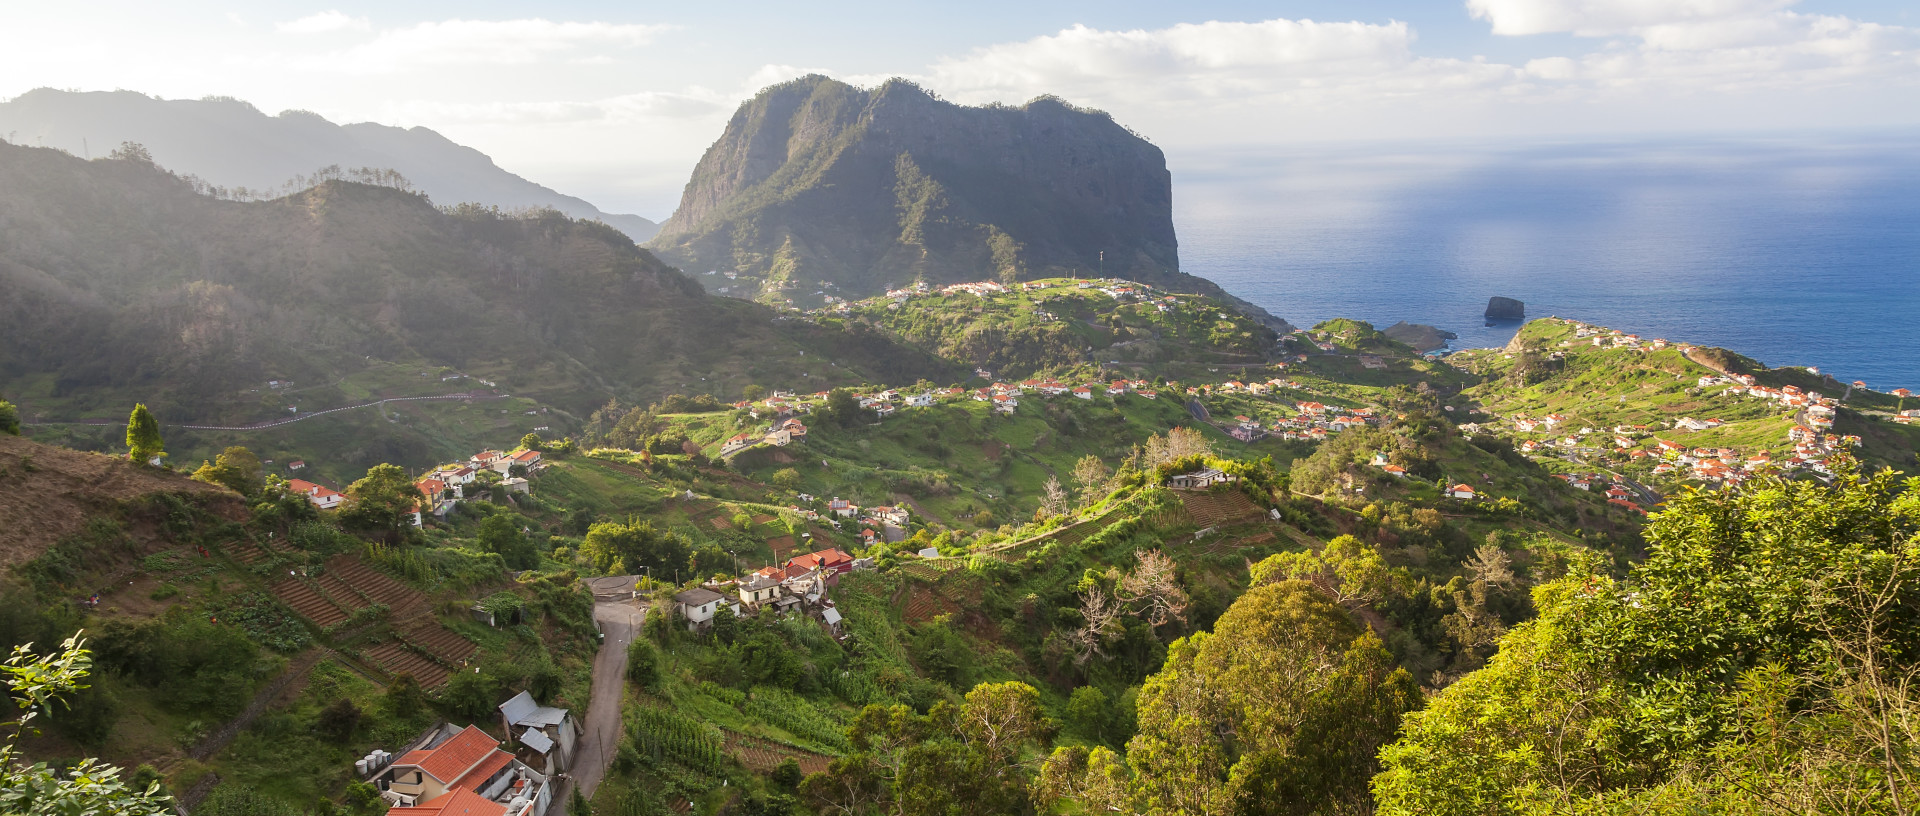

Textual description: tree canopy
[339,463,418,542]
[1373,459,1920,815]
[1042,580,1420,816]
[125,403,163,465]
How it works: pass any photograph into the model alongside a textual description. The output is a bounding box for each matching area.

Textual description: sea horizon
[1174,132,1920,390]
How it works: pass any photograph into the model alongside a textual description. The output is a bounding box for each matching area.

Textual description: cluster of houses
[1504,404,1863,486]
[414,448,543,520]
[777,495,910,538]
[967,378,1159,413]
[362,688,580,816]
[723,417,810,456]
[1559,322,1673,352]
[673,547,861,637]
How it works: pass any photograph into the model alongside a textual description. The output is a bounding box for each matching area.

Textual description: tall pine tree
[125,403,163,465]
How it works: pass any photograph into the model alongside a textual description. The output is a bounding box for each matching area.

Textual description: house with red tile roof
[374,724,549,816]
[288,478,345,510]
[786,548,855,578]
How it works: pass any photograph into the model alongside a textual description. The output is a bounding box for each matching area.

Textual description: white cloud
[276,10,371,35]
[321,19,671,73]
[1465,0,1803,36]
[906,19,1521,109]
[743,64,835,93]
[386,89,730,126]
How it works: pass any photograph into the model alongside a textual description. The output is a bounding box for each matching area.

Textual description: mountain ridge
[0,88,659,242]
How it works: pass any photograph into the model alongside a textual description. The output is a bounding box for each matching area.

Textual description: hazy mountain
[648,76,1287,328]
[0,88,658,242]
[0,142,953,423]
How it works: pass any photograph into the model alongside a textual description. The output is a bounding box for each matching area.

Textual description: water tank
[508,797,530,815]
[355,759,369,775]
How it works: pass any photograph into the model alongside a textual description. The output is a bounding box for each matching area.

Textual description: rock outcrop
[649,75,1283,330]
[1382,322,1458,353]
[1485,297,1526,321]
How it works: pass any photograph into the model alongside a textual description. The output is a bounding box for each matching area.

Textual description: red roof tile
[412,726,499,784]
[452,750,514,793]
[386,788,506,816]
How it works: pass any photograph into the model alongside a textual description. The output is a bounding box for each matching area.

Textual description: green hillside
[0,141,958,453]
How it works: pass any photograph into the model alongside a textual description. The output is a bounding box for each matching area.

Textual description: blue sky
[3,0,1916,216]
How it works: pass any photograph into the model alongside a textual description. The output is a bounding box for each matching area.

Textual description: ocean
[1173,134,1920,389]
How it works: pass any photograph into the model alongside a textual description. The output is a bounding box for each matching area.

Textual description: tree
[477,514,538,570]
[1045,581,1419,816]
[519,432,544,452]
[1065,686,1110,740]
[1041,476,1069,517]
[1072,455,1113,507]
[315,698,361,743]
[824,388,864,427]
[744,384,768,402]
[191,447,263,496]
[626,639,660,688]
[1113,550,1189,629]
[1250,535,1393,606]
[811,682,1051,816]
[125,403,164,465]
[771,468,801,490]
[340,463,418,542]
[0,632,175,815]
[1374,458,1920,815]
[383,673,427,717]
[1068,587,1125,665]
[0,398,19,436]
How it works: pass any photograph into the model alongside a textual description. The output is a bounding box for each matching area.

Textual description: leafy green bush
[94,610,265,718]
[209,591,312,653]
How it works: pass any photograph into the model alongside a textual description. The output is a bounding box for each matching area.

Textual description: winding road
[546,581,647,816]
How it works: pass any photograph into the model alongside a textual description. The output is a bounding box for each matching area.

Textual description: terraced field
[316,572,370,611]
[724,730,833,775]
[900,585,960,624]
[363,642,450,689]
[1177,490,1264,528]
[402,619,477,666]
[224,539,272,565]
[270,579,348,627]
[327,556,427,615]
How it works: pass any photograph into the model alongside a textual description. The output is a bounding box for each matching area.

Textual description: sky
[2,0,1916,218]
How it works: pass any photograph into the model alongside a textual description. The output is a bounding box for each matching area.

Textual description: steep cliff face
[650,77,1187,298]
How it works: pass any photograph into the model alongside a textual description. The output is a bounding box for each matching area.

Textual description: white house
[675,588,725,631]
[1449,484,1478,500]
[1169,468,1233,489]
[288,479,345,510]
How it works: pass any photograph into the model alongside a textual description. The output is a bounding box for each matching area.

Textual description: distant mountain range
[0,88,657,242]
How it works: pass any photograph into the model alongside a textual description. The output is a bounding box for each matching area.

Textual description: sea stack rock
[1485,297,1526,321]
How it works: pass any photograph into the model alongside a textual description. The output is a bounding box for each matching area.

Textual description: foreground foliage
[1375,459,1920,815]
[0,633,175,815]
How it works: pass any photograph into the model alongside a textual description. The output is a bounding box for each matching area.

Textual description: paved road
[546,598,646,815]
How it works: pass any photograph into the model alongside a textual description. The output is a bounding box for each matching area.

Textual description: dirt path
[546,599,646,815]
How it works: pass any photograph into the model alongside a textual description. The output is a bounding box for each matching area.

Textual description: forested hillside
[0,141,955,428]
